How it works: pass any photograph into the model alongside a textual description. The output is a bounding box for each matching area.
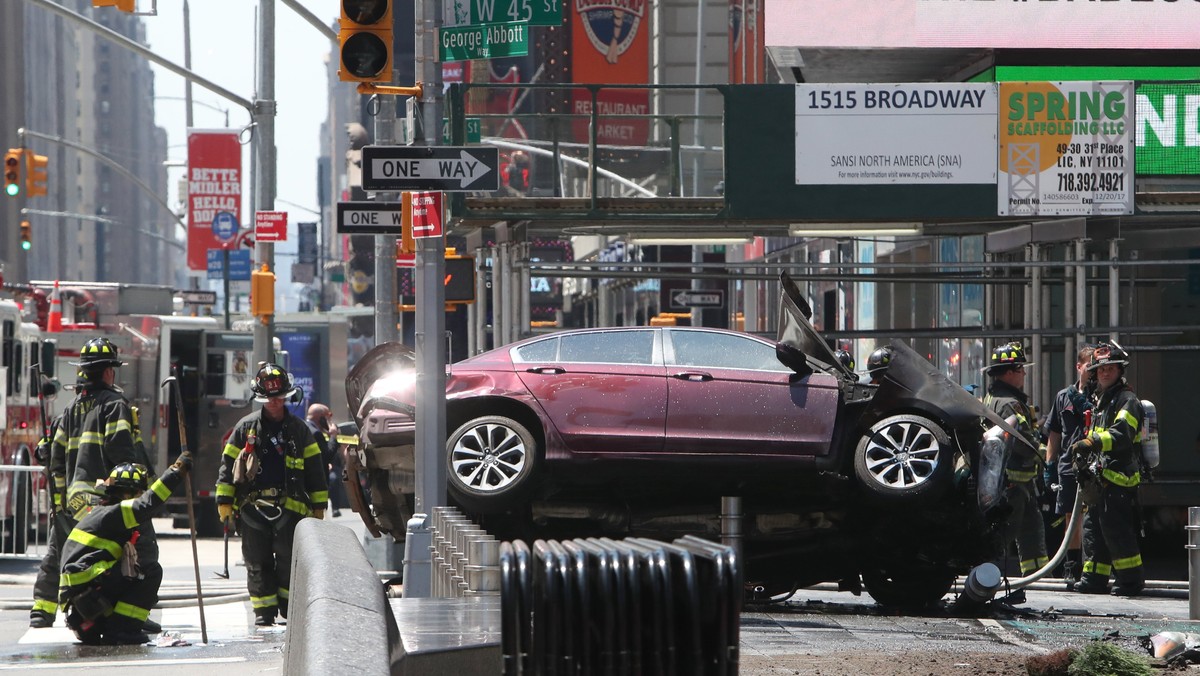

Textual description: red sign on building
[186,130,242,271]
[255,210,288,242]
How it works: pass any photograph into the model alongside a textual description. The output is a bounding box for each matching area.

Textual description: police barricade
[0,464,53,561]
[501,535,741,676]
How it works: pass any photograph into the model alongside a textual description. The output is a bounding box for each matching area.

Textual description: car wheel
[861,565,956,609]
[853,414,953,503]
[446,415,538,513]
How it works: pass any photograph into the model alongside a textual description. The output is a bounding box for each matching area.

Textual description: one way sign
[670,289,725,309]
[362,146,500,192]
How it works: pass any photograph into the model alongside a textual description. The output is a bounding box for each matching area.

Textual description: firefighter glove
[312,508,325,520]
[171,452,193,474]
[218,503,235,527]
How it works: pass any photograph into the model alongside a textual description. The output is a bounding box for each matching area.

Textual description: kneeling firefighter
[59,456,191,645]
[215,363,328,626]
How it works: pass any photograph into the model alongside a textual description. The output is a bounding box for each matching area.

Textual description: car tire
[853,414,953,503]
[861,565,956,609]
[446,415,538,513]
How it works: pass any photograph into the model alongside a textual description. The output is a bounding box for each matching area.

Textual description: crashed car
[345,271,1026,607]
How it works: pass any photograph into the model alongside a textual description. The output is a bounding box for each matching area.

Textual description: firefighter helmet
[983,342,1034,374]
[70,337,125,368]
[866,347,892,375]
[251,363,297,402]
[834,349,855,371]
[105,463,148,498]
[1087,341,1130,371]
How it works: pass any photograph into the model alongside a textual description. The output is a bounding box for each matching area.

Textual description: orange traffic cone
[46,280,62,333]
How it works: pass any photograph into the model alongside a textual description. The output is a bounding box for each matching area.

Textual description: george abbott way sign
[362,146,500,192]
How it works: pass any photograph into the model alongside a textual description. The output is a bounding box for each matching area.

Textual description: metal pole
[720,496,743,575]
[373,96,398,345]
[253,0,277,365]
[1075,239,1087,348]
[1188,506,1200,620]
[1109,239,1120,342]
[405,0,446,599]
[223,248,231,329]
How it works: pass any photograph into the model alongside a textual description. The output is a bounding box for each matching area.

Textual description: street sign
[211,211,239,242]
[411,191,443,238]
[445,0,562,27]
[207,248,253,281]
[179,290,218,305]
[396,252,416,268]
[255,210,288,242]
[337,201,405,235]
[441,117,482,144]
[438,22,529,62]
[670,289,725,309]
[362,146,500,192]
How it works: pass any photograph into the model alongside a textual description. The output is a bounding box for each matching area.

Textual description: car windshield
[775,271,855,377]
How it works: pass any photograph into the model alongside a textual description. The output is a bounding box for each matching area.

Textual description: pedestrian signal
[338,0,393,83]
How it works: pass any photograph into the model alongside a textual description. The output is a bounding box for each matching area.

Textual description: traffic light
[250,264,276,318]
[19,221,31,251]
[24,150,47,198]
[4,149,22,197]
[338,0,393,83]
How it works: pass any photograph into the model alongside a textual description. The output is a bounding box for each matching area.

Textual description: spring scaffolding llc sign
[998,81,1134,217]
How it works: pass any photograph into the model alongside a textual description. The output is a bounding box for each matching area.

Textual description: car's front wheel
[446,415,538,513]
[853,414,953,503]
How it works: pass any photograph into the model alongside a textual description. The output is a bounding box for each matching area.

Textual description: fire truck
[2,281,349,539]
[0,297,54,553]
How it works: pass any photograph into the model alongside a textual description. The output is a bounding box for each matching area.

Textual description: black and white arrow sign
[670,289,725,309]
[361,146,500,192]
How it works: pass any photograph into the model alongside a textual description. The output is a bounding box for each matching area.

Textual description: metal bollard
[402,513,433,598]
[720,496,743,572]
[1187,507,1200,621]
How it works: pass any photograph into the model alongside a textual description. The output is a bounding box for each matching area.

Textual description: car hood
[346,342,417,427]
[775,272,1030,446]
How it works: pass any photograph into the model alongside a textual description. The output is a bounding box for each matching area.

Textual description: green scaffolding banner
[1136,83,1200,175]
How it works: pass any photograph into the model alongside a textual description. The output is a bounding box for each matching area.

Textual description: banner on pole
[187,130,242,272]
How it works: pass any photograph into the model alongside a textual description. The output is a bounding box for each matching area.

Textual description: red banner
[186,130,242,271]
[570,0,650,145]
[729,0,765,84]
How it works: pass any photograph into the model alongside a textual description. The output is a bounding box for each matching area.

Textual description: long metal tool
[215,523,230,579]
[161,375,208,644]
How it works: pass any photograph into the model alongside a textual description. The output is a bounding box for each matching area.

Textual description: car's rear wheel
[853,414,953,503]
[447,415,538,513]
[861,565,956,609]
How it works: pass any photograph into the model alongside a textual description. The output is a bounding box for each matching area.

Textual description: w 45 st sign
[445,0,562,27]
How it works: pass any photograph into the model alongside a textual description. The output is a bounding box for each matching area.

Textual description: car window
[559,331,655,365]
[514,337,559,362]
[670,331,790,371]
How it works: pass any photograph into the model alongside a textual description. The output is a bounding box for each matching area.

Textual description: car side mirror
[775,344,813,379]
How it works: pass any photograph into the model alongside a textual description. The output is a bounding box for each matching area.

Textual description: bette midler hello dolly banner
[186,129,242,271]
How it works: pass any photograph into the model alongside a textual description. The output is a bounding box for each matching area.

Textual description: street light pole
[253,0,278,366]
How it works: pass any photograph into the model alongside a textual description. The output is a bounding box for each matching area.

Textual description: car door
[514,329,667,453]
[663,329,838,456]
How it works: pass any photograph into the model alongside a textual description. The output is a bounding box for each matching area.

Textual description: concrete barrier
[285,518,397,676]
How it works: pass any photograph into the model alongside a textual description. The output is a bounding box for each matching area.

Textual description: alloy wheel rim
[451,423,528,492]
[863,420,940,490]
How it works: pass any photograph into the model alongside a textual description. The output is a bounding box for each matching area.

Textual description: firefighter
[216,363,328,626]
[28,414,64,628]
[866,346,892,385]
[59,456,190,645]
[1071,341,1146,596]
[983,342,1048,577]
[34,338,157,631]
[834,349,855,371]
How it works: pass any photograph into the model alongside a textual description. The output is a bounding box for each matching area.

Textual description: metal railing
[500,535,740,675]
[430,506,500,597]
[0,465,52,561]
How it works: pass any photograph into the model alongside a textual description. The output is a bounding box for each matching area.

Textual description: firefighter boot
[142,618,162,634]
[103,616,150,645]
[29,610,54,629]
[1112,569,1145,597]
[1061,560,1079,592]
[1072,575,1110,595]
[254,610,276,627]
